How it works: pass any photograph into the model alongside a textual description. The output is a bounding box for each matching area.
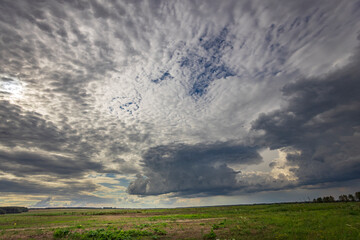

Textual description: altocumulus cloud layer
[0,0,359,207]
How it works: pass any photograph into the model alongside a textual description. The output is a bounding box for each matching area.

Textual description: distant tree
[348,194,355,202]
[0,209,5,215]
[0,207,28,214]
[339,195,349,202]
[316,197,323,203]
[355,192,360,201]
[322,196,335,203]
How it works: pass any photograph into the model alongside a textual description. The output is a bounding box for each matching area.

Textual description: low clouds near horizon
[0,0,359,207]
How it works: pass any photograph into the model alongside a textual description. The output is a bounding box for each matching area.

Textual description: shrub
[213,219,226,230]
[54,227,156,240]
[53,228,70,238]
[153,228,167,235]
[203,229,217,240]
[76,224,84,229]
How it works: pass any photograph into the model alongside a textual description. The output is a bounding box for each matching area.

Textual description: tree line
[313,192,360,203]
[0,207,28,214]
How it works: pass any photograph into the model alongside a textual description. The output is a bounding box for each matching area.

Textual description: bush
[53,227,155,240]
[212,219,226,229]
[53,228,70,238]
[212,224,220,230]
[153,228,167,235]
[203,229,217,240]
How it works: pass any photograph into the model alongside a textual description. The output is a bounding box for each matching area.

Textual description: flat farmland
[0,202,359,239]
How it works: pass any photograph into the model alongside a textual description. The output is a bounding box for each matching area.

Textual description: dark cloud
[0,99,136,181]
[0,179,114,206]
[0,100,95,160]
[0,100,67,150]
[1,77,15,82]
[0,97,141,197]
[0,149,102,177]
[127,142,262,196]
[0,178,98,195]
[252,47,360,187]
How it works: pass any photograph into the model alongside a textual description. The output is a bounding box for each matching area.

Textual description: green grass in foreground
[0,202,359,239]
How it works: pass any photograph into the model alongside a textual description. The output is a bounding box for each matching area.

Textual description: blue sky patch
[183,28,236,98]
[150,28,236,98]
[151,71,173,83]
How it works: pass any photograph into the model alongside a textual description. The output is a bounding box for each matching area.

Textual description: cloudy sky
[1,0,360,208]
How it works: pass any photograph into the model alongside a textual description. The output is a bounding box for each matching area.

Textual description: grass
[0,202,359,239]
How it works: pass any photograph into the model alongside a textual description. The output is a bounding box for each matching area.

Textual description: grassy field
[0,202,359,239]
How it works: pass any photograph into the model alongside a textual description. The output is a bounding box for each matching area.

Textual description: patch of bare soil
[0,215,227,240]
[165,221,213,239]
[174,217,225,223]
[94,214,148,221]
[0,231,53,240]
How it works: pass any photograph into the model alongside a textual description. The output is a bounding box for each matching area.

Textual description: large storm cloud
[252,47,360,187]
[127,143,262,196]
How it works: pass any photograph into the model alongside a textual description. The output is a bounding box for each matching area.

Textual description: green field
[0,202,359,239]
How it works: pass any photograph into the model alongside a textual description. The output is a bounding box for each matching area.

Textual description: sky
[0,0,360,208]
